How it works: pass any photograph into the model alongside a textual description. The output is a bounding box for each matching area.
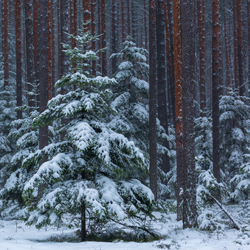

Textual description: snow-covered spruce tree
[110,38,173,199]
[109,37,150,153]
[0,83,39,218]
[22,31,154,241]
[219,90,250,202]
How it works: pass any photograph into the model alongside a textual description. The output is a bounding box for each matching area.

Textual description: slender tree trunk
[91,0,96,76]
[57,0,62,79]
[121,0,125,42]
[3,0,9,87]
[212,0,221,199]
[149,0,158,200]
[157,0,170,181]
[81,202,86,241]
[39,0,49,152]
[15,0,22,120]
[198,0,206,115]
[165,0,175,126]
[223,0,231,92]
[61,0,68,77]
[173,0,183,221]
[233,0,239,94]
[48,0,53,101]
[111,0,117,76]
[181,0,197,229]
[144,0,148,49]
[83,0,91,32]
[25,0,35,108]
[101,0,107,76]
[132,1,136,40]
[237,0,244,96]
[127,0,131,36]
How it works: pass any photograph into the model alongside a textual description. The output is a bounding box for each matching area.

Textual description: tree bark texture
[233,0,239,94]
[127,0,131,36]
[48,0,53,101]
[111,0,117,76]
[237,0,244,96]
[144,0,148,49]
[181,0,198,229]
[157,0,170,179]
[15,0,22,120]
[101,0,107,76]
[248,1,250,86]
[212,0,221,199]
[149,0,158,200]
[197,0,206,116]
[165,0,175,125]
[173,0,183,221]
[223,0,231,92]
[39,0,49,151]
[25,0,35,108]
[3,0,9,87]
[91,0,96,76]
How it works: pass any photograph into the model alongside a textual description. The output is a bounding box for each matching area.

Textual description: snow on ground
[0,212,248,250]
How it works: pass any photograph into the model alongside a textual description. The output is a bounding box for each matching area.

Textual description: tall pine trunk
[15,0,22,120]
[111,0,117,76]
[157,0,170,182]
[197,0,206,115]
[149,0,158,200]
[212,0,221,200]
[233,0,239,94]
[39,0,49,153]
[91,0,96,76]
[101,0,107,76]
[181,0,197,229]
[48,0,53,101]
[237,0,244,96]
[25,0,35,108]
[3,0,9,87]
[173,0,183,221]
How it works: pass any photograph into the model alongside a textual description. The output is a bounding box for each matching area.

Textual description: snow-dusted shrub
[22,30,154,238]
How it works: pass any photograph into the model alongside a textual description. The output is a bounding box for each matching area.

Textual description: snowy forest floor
[1,205,250,250]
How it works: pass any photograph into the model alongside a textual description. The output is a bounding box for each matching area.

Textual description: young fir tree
[220,90,250,201]
[0,83,39,218]
[110,38,171,199]
[21,31,154,241]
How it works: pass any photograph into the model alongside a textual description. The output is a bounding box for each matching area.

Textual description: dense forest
[0,0,250,244]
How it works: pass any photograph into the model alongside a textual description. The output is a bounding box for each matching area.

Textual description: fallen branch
[209,194,241,230]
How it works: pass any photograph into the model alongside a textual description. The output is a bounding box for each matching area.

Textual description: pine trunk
[181,0,197,229]
[127,0,131,36]
[48,0,53,101]
[233,0,239,94]
[157,0,170,180]
[91,0,96,76]
[39,0,49,152]
[25,0,35,108]
[3,0,8,87]
[248,1,250,85]
[197,0,206,116]
[83,0,91,32]
[121,0,125,42]
[61,0,68,77]
[149,0,158,200]
[212,0,221,199]
[15,0,22,120]
[173,0,183,221]
[144,0,148,49]
[101,0,107,76]
[81,203,86,241]
[223,0,231,92]
[111,0,117,76]
[237,0,244,96]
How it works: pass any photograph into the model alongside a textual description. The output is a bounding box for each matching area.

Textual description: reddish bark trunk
[121,0,125,42]
[111,0,117,76]
[127,0,131,36]
[15,0,22,119]
[173,0,183,221]
[144,0,148,49]
[91,0,96,76]
[197,0,206,116]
